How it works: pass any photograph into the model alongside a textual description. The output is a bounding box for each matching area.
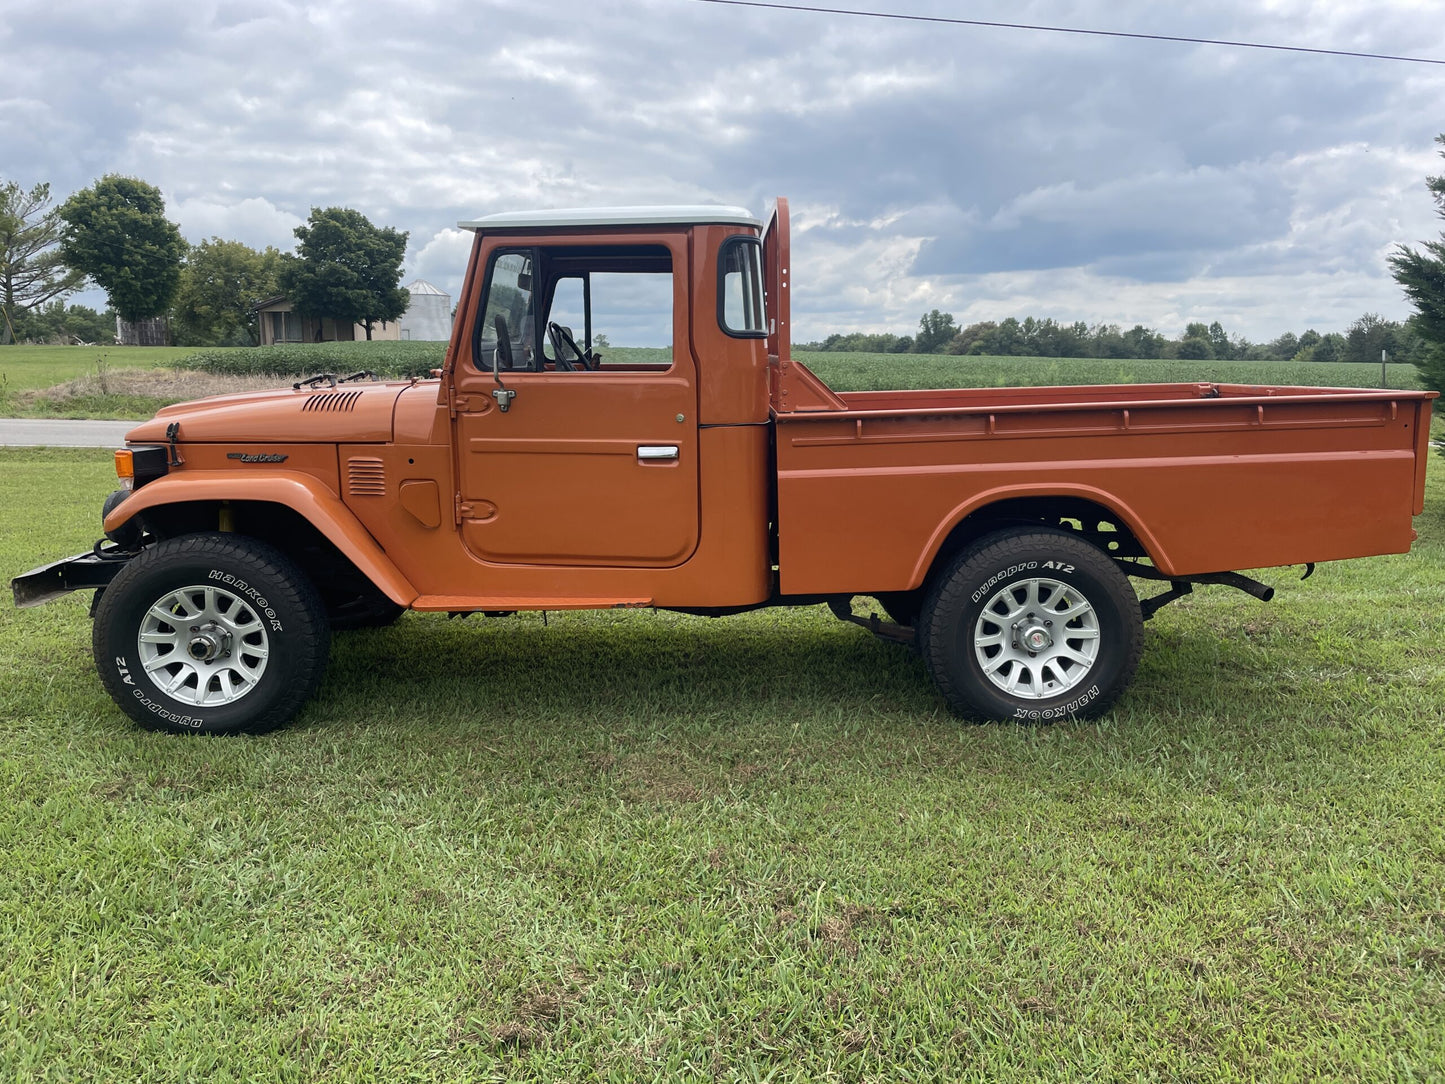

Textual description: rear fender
[104,470,417,606]
[911,483,1173,588]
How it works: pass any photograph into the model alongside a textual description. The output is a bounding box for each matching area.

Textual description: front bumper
[11,549,130,608]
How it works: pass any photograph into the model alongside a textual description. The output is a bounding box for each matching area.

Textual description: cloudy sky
[4,0,1444,343]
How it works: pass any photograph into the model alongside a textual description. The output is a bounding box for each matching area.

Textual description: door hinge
[454,494,472,525]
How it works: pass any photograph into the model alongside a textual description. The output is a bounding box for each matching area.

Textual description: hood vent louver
[347,457,386,497]
[302,390,363,413]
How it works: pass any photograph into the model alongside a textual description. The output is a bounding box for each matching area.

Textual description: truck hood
[124,381,411,444]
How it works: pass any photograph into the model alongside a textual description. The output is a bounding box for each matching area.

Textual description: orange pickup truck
[12,199,1436,734]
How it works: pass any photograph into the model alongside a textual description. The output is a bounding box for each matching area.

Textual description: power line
[687,0,1445,66]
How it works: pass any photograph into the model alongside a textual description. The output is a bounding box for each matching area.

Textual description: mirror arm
[491,337,516,413]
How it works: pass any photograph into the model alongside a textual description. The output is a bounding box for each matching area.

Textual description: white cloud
[4,0,1444,342]
[166,196,303,251]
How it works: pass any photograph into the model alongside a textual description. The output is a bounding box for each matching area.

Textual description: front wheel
[92,533,330,735]
[918,529,1142,722]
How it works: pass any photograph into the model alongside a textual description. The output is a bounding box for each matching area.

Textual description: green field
[2,440,1444,1079]
[800,352,1424,392]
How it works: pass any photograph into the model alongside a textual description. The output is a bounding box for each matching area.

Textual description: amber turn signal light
[114,449,134,480]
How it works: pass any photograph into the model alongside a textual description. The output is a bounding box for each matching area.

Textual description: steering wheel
[493,316,514,371]
[546,322,580,371]
[546,321,594,371]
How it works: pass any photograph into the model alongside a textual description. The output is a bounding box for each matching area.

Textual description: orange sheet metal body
[104,197,1435,614]
[773,380,1434,595]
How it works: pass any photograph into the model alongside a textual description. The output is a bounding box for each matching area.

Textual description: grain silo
[399,279,453,341]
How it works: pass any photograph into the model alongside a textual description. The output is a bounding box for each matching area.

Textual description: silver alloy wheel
[973,576,1100,699]
[136,584,270,706]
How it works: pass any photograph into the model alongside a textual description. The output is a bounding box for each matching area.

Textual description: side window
[477,251,535,371]
[719,236,765,338]
[587,272,672,368]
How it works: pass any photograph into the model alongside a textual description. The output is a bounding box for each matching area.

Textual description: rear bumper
[11,550,130,608]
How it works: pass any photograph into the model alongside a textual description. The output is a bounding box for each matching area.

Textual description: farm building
[399,280,453,341]
[253,296,402,345]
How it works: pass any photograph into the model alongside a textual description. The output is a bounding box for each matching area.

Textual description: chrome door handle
[637,445,679,461]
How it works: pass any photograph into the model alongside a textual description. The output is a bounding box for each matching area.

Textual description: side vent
[302,390,363,413]
[347,457,386,497]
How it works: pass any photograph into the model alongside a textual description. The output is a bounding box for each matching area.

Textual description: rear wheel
[919,529,1142,722]
[92,533,330,735]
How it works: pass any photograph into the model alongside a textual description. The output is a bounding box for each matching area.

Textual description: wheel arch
[909,486,1170,594]
[104,473,417,607]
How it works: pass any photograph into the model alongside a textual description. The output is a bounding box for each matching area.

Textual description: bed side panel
[775,394,1426,595]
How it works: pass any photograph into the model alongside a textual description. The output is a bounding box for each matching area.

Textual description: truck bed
[773,378,1436,596]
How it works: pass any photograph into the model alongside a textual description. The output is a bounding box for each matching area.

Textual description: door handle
[637,445,679,461]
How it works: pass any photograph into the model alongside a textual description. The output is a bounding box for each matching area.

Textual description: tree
[1389,133,1445,393]
[278,207,408,341]
[1207,321,1233,360]
[1176,322,1213,360]
[59,176,185,344]
[1343,312,1399,365]
[172,238,282,346]
[1313,333,1345,363]
[0,179,84,344]
[913,308,958,354]
[1122,324,1166,359]
[12,301,115,344]
[1267,331,1299,360]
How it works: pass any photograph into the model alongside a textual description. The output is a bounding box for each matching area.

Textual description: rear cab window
[718,236,765,338]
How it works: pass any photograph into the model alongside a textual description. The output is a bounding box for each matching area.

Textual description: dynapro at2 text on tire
[919,528,1143,722]
[92,533,330,735]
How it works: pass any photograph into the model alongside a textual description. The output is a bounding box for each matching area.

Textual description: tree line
[0,174,408,347]
[802,310,1430,366]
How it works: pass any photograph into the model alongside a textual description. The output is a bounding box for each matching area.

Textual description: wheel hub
[185,623,232,662]
[1015,618,1052,653]
[974,577,1101,700]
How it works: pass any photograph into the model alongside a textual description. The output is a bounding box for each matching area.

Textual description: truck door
[451,238,700,568]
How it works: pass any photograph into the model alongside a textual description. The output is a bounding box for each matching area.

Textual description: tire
[918,528,1142,723]
[92,533,330,735]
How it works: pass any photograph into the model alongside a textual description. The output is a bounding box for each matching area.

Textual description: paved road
[0,419,135,448]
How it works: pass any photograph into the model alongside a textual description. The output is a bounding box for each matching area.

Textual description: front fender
[104,470,418,606]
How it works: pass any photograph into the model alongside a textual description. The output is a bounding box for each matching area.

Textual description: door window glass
[587,272,672,368]
[542,276,586,364]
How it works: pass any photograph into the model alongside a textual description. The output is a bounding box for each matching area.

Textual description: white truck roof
[459,205,761,231]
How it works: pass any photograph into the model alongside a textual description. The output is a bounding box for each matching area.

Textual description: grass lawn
[2,442,1444,1080]
[0,346,201,393]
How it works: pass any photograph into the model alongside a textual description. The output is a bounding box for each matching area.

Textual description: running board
[410,595,652,612]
